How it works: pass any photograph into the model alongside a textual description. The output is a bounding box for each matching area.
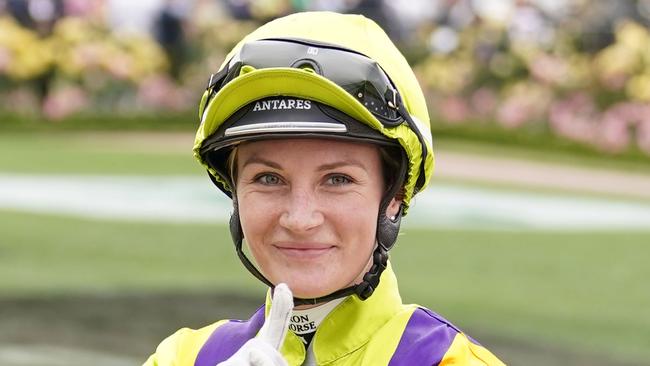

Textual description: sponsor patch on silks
[289,314,317,345]
[289,297,346,345]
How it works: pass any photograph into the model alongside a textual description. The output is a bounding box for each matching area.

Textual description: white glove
[218,283,294,366]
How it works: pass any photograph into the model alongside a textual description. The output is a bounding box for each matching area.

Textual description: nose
[278,188,324,233]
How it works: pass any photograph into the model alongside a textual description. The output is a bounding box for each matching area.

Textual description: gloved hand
[218,283,294,366]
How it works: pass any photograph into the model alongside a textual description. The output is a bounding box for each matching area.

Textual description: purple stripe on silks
[387,308,461,366]
[194,306,265,366]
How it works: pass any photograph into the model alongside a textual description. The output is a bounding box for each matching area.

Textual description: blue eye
[256,174,281,185]
[327,175,352,185]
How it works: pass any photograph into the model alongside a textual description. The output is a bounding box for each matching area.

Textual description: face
[235,138,400,300]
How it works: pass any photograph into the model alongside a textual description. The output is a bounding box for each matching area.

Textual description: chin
[279,274,344,300]
[265,262,361,300]
[291,287,336,300]
[292,283,328,297]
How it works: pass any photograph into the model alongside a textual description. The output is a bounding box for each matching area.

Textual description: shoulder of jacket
[403,304,464,334]
[382,305,473,365]
[402,307,505,366]
[440,332,507,366]
[142,320,229,366]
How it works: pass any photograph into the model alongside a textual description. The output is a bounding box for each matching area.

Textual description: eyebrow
[241,155,283,170]
[241,154,369,172]
[317,159,369,172]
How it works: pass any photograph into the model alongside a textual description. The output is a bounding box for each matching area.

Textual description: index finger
[258,283,294,349]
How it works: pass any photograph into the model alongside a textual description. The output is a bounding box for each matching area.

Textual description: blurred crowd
[2,0,650,156]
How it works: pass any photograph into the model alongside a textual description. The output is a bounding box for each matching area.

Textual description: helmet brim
[194,67,387,153]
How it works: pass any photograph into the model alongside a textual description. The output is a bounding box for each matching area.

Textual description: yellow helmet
[194,12,434,304]
[194,11,434,212]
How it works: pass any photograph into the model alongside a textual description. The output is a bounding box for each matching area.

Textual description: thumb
[258,283,293,350]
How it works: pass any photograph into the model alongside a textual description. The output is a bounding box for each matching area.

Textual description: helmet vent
[290,58,322,75]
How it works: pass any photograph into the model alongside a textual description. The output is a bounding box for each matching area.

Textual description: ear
[385,197,402,220]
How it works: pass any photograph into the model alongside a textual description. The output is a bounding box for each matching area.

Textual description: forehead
[237,138,382,165]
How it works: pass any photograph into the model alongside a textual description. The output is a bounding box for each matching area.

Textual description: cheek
[237,194,277,245]
[328,197,380,286]
[331,196,380,244]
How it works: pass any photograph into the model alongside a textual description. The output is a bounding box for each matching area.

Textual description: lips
[273,243,336,260]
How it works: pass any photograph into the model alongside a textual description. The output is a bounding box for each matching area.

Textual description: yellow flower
[626,72,650,101]
[417,56,475,95]
[563,54,592,89]
[615,20,649,54]
[593,44,639,78]
[0,16,53,79]
[594,20,650,82]
[49,17,111,78]
[114,36,168,82]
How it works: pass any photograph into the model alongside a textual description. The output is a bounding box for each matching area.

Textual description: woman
[145,12,505,366]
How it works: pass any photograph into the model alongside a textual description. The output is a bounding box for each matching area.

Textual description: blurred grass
[1,130,649,365]
[0,210,257,295]
[393,229,650,364]
[0,132,200,175]
[1,210,648,364]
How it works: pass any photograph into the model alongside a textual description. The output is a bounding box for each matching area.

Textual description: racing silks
[144,264,506,366]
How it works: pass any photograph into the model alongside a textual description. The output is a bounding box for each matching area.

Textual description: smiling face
[235,138,398,299]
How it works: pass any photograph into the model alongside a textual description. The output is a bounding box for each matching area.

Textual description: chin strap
[228,151,407,306]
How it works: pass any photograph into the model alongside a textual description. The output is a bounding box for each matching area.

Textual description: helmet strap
[229,199,274,288]
[353,151,408,299]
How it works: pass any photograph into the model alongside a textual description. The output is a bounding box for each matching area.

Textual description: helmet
[194,12,434,305]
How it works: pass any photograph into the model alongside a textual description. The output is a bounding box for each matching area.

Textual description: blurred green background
[2,1,650,366]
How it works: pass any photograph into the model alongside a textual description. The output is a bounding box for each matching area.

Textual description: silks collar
[264,261,403,365]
